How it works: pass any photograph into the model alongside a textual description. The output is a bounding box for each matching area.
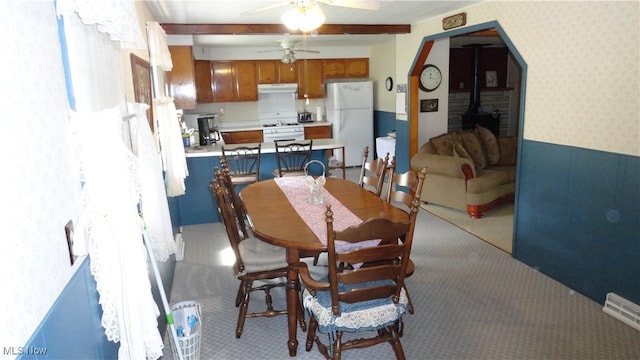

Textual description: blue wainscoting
[19,258,118,359]
[514,140,640,305]
[178,150,328,225]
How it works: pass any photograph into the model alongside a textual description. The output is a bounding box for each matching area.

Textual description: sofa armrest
[411,153,476,179]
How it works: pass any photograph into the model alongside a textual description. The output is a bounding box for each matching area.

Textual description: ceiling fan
[258,40,320,63]
[243,0,381,15]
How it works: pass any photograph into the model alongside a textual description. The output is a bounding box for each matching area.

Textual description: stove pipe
[466,44,488,114]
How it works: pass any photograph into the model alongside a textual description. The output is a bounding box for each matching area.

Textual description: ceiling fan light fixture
[282,3,325,32]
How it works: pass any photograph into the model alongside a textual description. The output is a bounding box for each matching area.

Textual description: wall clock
[385,76,393,91]
[419,64,442,92]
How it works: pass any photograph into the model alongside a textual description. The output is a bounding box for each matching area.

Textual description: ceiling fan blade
[324,0,381,11]
[295,49,320,54]
[257,49,285,53]
[241,1,292,16]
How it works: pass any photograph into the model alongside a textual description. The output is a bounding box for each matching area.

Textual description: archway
[407,21,527,252]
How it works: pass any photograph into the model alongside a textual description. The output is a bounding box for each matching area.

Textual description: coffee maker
[197,114,221,145]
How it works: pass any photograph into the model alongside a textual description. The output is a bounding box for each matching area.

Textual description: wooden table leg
[286,249,299,357]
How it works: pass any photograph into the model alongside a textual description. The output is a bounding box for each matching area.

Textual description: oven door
[263,128,305,142]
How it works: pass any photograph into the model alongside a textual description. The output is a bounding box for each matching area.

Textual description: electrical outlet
[64,220,76,265]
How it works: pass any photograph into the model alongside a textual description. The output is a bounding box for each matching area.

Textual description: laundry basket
[168,301,202,360]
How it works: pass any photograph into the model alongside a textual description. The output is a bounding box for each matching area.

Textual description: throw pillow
[430,133,456,156]
[475,125,500,165]
[453,142,475,168]
[497,136,518,165]
[457,131,487,169]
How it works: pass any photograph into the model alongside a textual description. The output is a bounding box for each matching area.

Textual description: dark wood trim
[161,23,411,35]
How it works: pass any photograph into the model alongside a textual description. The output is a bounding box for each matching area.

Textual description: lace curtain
[155,98,189,196]
[56,0,145,49]
[70,106,166,359]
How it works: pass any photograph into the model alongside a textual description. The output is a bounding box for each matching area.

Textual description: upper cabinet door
[234,61,258,101]
[257,61,277,84]
[212,61,235,102]
[194,60,213,103]
[278,62,297,83]
[298,59,324,99]
[323,59,346,78]
[345,58,369,78]
[167,46,197,109]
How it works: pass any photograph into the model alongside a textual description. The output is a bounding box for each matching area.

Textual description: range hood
[258,83,298,94]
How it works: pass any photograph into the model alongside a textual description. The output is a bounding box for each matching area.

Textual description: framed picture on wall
[130,53,154,131]
[420,98,439,112]
[485,70,498,88]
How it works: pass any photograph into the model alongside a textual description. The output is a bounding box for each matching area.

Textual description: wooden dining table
[240,177,409,357]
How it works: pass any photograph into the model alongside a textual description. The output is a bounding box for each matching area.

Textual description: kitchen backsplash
[189,98,327,124]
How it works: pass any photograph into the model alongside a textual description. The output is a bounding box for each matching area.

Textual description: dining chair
[358,146,390,196]
[385,158,428,211]
[214,167,251,240]
[383,163,428,314]
[272,140,313,177]
[210,178,306,338]
[294,199,420,360]
[220,144,261,186]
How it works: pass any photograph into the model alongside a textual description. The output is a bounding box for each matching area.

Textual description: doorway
[408,21,527,254]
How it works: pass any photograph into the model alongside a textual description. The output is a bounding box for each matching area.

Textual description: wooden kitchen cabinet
[221,130,263,144]
[345,58,369,77]
[323,58,369,79]
[297,59,324,99]
[211,61,235,102]
[194,60,213,103]
[167,46,197,109]
[234,61,258,101]
[278,62,297,83]
[304,125,332,140]
[257,61,277,84]
[257,60,298,84]
[211,61,257,102]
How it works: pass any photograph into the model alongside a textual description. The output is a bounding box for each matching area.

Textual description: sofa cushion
[458,131,487,169]
[497,136,518,165]
[453,142,474,168]
[475,125,500,165]
[430,133,457,156]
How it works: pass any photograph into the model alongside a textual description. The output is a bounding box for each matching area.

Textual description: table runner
[274,176,380,253]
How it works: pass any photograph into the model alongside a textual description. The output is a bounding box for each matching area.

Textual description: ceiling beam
[161,23,411,35]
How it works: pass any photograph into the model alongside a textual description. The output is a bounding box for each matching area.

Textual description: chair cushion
[238,237,287,273]
[303,279,408,334]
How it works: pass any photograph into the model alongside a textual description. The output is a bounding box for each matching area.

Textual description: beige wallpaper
[397,1,639,156]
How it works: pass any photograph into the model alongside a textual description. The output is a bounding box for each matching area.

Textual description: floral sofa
[410,126,518,218]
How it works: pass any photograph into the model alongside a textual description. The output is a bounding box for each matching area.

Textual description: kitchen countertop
[216,121,332,132]
[184,138,345,158]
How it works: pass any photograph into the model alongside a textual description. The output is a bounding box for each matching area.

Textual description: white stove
[259,111,305,142]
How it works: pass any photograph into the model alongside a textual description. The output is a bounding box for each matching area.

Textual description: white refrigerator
[325,80,374,167]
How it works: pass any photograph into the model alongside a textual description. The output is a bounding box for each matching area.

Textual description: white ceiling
[145,0,488,49]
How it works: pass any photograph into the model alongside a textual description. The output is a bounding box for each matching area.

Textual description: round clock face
[419,64,442,92]
[385,77,393,91]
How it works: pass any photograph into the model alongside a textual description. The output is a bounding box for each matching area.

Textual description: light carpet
[422,203,514,254]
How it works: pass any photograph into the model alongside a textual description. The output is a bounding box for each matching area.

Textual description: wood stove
[461,44,500,136]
